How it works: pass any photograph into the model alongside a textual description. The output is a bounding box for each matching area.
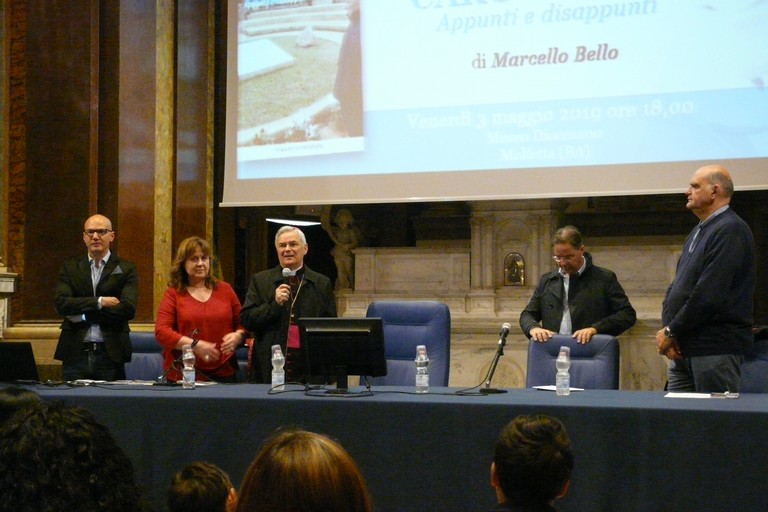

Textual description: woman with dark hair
[0,386,40,425]
[237,429,373,512]
[0,401,150,512]
[168,461,237,512]
[155,236,247,383]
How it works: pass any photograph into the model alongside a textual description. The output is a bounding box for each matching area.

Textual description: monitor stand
[324,365,350,395]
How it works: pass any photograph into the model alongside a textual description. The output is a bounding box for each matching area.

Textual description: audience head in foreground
[236,428,373,512]
[0,401,149,512]
[491,414,573,512]
[0,386,41,425]
[168,461,237,512]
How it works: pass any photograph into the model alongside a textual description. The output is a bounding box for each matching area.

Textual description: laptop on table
[0,342,41,382]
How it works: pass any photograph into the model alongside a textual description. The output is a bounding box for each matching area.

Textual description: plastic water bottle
[415,345,429,393]
[271,344,285,390]
[555,346,570,396]
[181,344,196,389]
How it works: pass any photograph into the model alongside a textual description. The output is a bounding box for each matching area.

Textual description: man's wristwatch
[664,326,674,338]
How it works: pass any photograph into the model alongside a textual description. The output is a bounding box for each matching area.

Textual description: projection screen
[223,0,768,207]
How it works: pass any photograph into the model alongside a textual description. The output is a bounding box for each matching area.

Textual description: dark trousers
[667,354,744,393]
[62,343,126,381]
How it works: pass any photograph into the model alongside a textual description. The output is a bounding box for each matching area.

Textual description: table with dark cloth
[13,384,768,512]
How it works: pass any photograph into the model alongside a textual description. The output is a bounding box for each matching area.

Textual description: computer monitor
[298,317,387,393]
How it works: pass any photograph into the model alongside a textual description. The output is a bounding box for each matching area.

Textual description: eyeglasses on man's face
[83,229,113,237]
[553,254,578,263]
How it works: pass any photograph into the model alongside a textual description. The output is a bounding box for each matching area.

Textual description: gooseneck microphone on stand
[480,323,511,394]
[155,328,199,385]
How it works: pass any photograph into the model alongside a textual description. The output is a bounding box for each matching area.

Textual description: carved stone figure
[321,207,362,290]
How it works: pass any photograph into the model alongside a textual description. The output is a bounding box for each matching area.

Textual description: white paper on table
[665,392,739,399]
[533,385,585,392]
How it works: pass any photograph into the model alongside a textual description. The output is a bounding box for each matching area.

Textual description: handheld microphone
[280,268,297,308]
[282,267,296,282]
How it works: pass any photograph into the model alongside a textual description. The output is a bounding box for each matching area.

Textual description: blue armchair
[364,300,451,386]
[525,334,620,390]
[125,331,164,381]
[740,336,768,393]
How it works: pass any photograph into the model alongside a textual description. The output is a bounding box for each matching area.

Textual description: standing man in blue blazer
[54,214,138,381]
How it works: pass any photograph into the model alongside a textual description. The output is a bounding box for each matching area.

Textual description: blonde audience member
[237,428,373,512]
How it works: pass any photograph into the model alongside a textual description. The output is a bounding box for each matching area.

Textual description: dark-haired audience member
[168,461,237,512]
[0,401,150,512]
[0,386,40,424]
[236,428,373,512]
[491,414,574,512]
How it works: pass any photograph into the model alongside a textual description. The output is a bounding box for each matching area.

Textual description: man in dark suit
[54,214,138,381]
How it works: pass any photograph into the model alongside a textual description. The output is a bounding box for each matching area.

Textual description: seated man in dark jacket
[520,225,636,344]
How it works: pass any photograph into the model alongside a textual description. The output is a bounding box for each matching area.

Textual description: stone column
[153,0,176,316]
[0,262,18,340]
[470,212,495,290]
